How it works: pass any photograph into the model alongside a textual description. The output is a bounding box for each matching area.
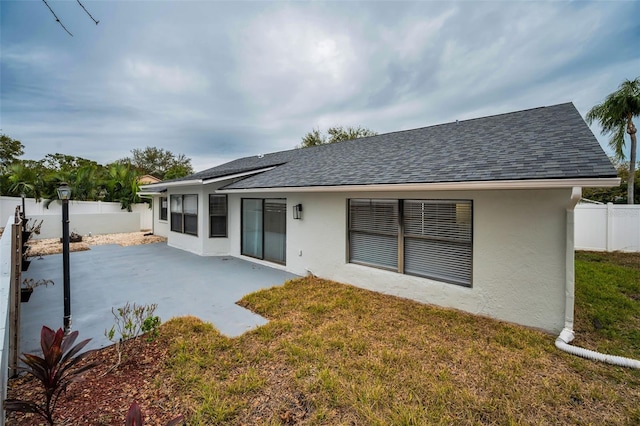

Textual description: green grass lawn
[160,252,640,425]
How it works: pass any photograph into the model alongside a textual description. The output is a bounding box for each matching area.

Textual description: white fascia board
[140,179,202,191]
[136,192,162,196]
[217,178,621,193]
[138,167,277,191]
[202,166,277,185]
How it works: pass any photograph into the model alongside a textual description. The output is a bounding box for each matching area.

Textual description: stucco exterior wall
[163,184,231,256]
[226,188,570,333]
[154,185,570,333]
[149,195,169,238]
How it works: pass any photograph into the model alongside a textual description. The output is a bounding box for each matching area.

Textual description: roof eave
[140,179,203,190]
[217,178,621,193]
[139,166,279,190]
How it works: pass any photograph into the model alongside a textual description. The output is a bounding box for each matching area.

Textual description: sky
[1,1,639,173]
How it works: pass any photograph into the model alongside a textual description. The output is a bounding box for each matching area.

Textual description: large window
[209,194,228,237]
[171,194,198,235]
[348,199,472,287]
[159,196,168,221]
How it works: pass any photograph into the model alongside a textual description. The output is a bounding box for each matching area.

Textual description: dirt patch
[25,232,167,257]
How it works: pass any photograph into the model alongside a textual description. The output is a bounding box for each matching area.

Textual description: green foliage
[42,153,99,173]
[587,77,640,204]
[575,251,640,357]
[106,302,160,343]
[299,125,377,148]
[586,77,640,161]
[142,315,161,341]
[126,146,193,180]
[105,302,161,371]
[583,158,640,204]
[0,133,24,170]
[4,326,97,425]
[0,136,189,209]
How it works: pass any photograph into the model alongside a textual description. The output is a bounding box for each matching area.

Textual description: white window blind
[349,199,398,269]
[348,198,473,287]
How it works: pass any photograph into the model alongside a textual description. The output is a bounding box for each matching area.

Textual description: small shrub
[105,302,160,369]
[4,326,97,425]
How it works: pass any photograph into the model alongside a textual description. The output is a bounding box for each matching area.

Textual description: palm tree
[587,77,640,204]
[7,163,45,201]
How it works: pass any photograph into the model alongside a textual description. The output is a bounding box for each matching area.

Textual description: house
[138,174,162,185]
[139,103,619,333]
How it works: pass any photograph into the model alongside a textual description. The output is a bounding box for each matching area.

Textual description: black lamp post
[57,182,72,333]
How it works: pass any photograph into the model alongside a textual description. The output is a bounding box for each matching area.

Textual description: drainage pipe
[555,328,640,369]
[557,187,640,369]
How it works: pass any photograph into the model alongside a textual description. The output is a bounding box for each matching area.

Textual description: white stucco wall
[163,184,231,256]
[152,185,571,333]
[226,188,570,333]
[149,195,169,238]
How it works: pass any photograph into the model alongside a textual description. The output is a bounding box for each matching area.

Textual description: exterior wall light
[293,203,303,220]
[57,182,72,200]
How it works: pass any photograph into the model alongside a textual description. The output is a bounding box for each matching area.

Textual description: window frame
[241,198,287,265]
[348,198,473,287]
[159,196,168,221]
[170,194,198,236]
[209,194,228,238]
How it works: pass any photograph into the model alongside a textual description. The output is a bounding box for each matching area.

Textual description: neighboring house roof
[138,174,162,184]
[141,103,618,192]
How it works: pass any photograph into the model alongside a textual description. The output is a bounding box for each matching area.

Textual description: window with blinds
[349,199,398,270]
[403,200,472,286]
[348,199,473,287]
[209,194,228,237]
[170,194,198,236]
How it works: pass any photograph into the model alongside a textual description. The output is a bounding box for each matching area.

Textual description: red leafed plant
[126,401,185,426]
[4,326,97,425]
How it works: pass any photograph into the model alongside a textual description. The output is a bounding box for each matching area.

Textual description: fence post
[606,203,614,252]
[9,210,22,377]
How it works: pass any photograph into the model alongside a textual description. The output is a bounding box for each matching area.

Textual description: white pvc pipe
[558,188,640,369]
[555,328,640,369]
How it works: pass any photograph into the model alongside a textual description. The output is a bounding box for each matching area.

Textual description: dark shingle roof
[180,103,617,190]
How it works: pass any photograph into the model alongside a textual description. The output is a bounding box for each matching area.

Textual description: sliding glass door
[241,198,286,264]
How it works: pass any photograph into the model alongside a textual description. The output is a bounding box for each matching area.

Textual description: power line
[42,0,73,37]
[41,0,100,37]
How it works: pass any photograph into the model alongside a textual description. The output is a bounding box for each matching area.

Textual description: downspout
[556,187,640,369]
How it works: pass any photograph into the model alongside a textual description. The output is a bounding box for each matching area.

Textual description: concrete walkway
[20,243,298,354]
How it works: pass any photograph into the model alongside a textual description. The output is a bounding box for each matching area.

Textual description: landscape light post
[57,182,72,333]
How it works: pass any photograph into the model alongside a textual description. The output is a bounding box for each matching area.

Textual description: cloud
[0,0,638,170]
[122,59,209,94]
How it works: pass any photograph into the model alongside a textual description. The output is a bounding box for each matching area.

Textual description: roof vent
[456,119,459,125]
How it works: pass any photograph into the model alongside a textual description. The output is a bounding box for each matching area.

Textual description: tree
[0,133,25,171]
[587,77,640,204]
[298,126,378,148]
[42,153,99,173]
[126,147,193,180]
[104,162,141,211]
[7,163,46,201]
[583,158,640,204]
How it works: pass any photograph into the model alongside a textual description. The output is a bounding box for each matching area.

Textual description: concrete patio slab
[19,243,298,354]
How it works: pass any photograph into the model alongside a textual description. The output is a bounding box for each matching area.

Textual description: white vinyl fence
[575,203,640,252]
[0,197,152,239]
